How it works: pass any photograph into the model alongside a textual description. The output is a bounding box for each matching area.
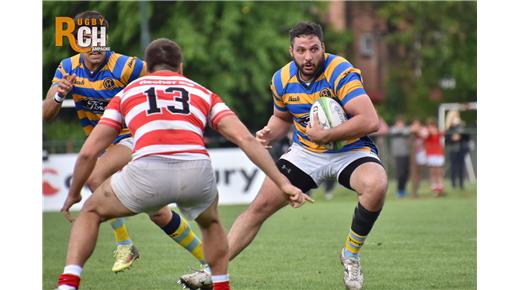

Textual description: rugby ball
[309,97,347,150]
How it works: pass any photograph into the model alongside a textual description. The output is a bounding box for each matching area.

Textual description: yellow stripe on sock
[111,220,131,244]
[169,218,205,264]
[344,231,367,255]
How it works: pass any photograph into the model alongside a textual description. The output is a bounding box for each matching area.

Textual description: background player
[55,38,311,290]
[180,21,387,290]
[43,11,206,273]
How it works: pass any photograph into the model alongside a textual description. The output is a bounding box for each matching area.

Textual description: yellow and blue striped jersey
[271,53,377,153]
[52,51,147,143]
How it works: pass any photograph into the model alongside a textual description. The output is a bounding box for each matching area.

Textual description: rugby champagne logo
[55,16,109,53]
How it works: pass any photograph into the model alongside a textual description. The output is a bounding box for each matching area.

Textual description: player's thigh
[90,142,132,181]
[82,177,135,220]
[247,176,289,216]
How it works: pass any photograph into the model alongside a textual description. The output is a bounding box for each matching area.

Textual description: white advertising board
[42,148,265,212]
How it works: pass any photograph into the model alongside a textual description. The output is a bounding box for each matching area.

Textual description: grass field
[43,181,476,289]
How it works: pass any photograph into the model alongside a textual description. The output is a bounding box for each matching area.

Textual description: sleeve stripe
[99,119,122,131]
[334,68,362,90]
[340,87,366,106]
[337,77,362,94]
[211,111,235,128]
[113,55,129,80]
[209,103,231,120]
[62,58,72,72]
[329,62,350,89]
[128,59,144,83]
[103,109,122,123]
[274,103,288,112]
[273,71,284,98]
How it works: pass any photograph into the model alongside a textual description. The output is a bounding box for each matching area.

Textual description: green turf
[43,181,476,289]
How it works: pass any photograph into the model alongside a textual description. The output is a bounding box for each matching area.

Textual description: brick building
[327,2,387,103]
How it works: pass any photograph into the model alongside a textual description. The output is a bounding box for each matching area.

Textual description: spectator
[409,118,427,198]
[389,115,411,198]
[445,110,470,190]
[423,118,445,197]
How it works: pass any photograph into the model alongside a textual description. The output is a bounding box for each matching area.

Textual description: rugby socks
[161,211,206,265]
[343,202,382,258]
[212,274,231,290]
[57,265,82,290]
[110,218,133,246]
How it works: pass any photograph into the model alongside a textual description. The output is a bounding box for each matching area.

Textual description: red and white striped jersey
[99,71,235,160]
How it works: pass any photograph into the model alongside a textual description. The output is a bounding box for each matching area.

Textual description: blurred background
[42,1,477,193]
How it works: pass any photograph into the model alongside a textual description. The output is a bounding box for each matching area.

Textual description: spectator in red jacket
[422,118,445,196]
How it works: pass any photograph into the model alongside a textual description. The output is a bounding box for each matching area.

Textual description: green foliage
[377,2,477,119]
[43,1,329,131]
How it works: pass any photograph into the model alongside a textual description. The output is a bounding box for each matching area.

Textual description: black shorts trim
[276,159,318,193]
[338,157,382,191]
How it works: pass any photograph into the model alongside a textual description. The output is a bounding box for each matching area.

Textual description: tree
[42,1,334,134]
[377,1,477,120]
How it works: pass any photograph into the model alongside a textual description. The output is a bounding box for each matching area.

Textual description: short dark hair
[289,21,324,46]
[73,11,109,37]
[144,38,182,73]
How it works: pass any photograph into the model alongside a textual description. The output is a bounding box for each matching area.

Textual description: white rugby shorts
[280,143,381,188]
[111,156,217,220]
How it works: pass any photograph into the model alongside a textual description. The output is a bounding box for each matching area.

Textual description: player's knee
[86,174,105,191]
[148,207,171,226]
[358,174,388,198]
[79,198,104,222]
[249,196,279,219]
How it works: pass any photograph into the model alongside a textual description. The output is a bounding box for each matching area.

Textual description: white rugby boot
[340,254,364,290]
[177,266,212,290]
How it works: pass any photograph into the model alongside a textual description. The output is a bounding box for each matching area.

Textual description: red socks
[57,273,80,289]
[213,280,230,290]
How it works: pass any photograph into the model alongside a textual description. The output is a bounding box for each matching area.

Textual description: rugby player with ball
[180,21,387,290]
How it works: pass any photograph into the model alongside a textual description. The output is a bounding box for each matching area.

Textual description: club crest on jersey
[320,88,334,98]
[103,77,115,89]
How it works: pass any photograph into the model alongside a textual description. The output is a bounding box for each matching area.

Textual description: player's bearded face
[291,35,325,80]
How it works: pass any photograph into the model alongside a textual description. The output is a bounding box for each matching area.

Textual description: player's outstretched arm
[61,124,119,219]
[255,109,292,148]
[217,115,313,207]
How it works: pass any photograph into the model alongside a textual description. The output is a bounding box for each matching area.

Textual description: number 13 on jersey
[144,86,191,115]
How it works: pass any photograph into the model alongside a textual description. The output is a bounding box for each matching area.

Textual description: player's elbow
[78,149,97,163]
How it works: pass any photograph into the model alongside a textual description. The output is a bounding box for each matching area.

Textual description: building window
[360,33,374,57]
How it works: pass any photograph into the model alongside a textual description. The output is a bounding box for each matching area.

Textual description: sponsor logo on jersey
[78,97,109,114]
[73,79,85,86]
[289,95,300,102]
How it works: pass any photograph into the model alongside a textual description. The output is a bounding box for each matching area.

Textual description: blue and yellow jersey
[52,51,146,143]
[271,53,377,154]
